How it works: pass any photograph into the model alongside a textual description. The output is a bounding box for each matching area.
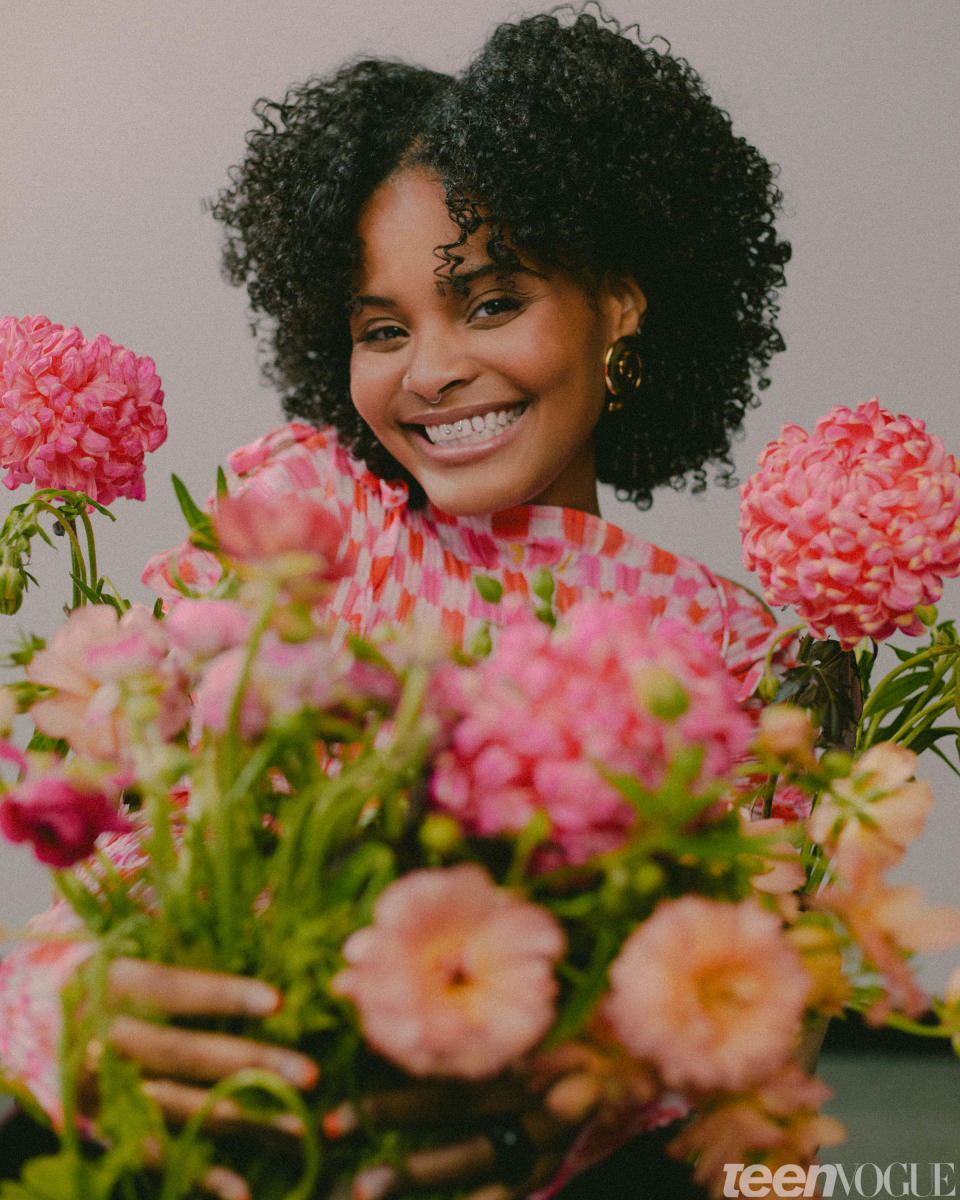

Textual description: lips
[422,404,526,446]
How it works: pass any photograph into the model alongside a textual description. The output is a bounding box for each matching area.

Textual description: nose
[402,329,474,405]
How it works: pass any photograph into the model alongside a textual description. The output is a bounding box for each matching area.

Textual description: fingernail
[323,1101,359,1138]
[352,1165,399,1200]
[271,1111,306,1138]
[242,981,283,1016]
[202,1166,251,1200]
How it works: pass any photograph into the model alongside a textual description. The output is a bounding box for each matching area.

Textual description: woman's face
[349,170,643,517]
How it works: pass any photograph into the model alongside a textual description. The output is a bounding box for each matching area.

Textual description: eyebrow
[352,262,546,312]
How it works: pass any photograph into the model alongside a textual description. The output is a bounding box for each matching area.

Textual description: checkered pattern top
[143,422,780,697]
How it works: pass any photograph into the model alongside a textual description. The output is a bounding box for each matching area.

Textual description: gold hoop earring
[603,334,643,413]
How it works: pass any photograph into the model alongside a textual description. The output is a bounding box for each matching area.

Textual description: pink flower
[0,315,166,503]
[331,864,565,1079]
[192,631,353,738]
[604,896,811,1093]
[212,490,349,600]
[429,599,752,866]
[0,769,131,867]
[740,399,960,648]
[27,604,188,761]
[163,599,253,668]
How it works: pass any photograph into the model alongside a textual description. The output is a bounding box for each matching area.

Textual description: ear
[605,276,647,339]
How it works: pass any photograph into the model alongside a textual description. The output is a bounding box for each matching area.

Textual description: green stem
[858,643,959,750]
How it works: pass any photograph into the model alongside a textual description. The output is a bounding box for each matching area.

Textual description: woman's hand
[79,958,319,1200]
[83,959,602,1200]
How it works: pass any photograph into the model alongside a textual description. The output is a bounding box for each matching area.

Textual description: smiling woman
[4,3,959,1198]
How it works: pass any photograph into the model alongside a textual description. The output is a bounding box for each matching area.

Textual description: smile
[422,405,526,446]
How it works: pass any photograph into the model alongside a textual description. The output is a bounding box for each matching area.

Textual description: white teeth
[424,405,525,445]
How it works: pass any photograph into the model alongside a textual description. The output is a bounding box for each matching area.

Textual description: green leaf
[473,574,504,604]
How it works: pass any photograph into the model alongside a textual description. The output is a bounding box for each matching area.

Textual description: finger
[140,1078,305,1138]
[109,1014,319,1089]
[108,958,281,1018]
[322,1077,527,1136]
[542,1070,603,1125]
[141,1135,252,1200]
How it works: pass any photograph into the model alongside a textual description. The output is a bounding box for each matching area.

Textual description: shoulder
[141,423,410,602]
[567,516,785,697]
[224,422,408,511]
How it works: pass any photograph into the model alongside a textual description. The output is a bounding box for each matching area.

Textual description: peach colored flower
[0,315,165,503]
[811,845,960,1022]
[429,599,752,866]
[741,816,807,898]
[807,742,932,871]
[604,896,811,1093]
[0,765,130,868]
[752,704,817,768]
[212,490,349,601]
[668,1066,845,1197]
[27,604,188,761]
[740,399,960,648]
[784,918,850,1015]
[331,864,565,1079]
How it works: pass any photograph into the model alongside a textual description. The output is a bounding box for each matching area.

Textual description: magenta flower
[0,770,131,868]
[331,864,565,1079]
[604,896,811,1093]
[0,315,166,503]
[429,599,752,866]
[740,400,960,648]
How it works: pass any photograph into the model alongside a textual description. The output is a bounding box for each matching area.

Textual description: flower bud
[754,704,817,766]
[756,672,780,703]
[632,665,688,721]
[915,603,938,627]
[419,813,463,857]
[0,563,25,615]
[632,862,666,896]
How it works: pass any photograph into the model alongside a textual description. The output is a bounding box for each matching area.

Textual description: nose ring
[404,373,446,405]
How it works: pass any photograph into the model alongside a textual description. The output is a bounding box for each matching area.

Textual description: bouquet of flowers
[2,318,960,1200]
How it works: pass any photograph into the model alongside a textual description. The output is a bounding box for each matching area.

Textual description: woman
[0,10,791,1197]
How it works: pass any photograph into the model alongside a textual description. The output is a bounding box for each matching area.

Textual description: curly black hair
[211,7,789,509]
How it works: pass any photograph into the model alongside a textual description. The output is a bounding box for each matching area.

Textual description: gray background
[1,0,958,1007]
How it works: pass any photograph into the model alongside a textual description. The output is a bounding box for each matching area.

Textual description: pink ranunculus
[212,490,349,600]
[331,864,565,1079]
[428,599,753,866]
[192,631,354,738]
[163,599,253,669]
[0,771,131,868]
[604,896,811,1094]
[27,604,188,761]
[0,315,166,503]
[739,399,960,648]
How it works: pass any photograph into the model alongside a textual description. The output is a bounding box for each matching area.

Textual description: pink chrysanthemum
[0,315,166,503]
[604,896,811,1094]
[740,399,960,648]
[428,599,752,866]
[331,864,565,1079]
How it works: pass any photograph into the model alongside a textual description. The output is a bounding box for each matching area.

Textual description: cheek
[349,355,393,428]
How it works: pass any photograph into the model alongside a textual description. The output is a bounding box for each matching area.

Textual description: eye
[356,323,408,345]
[469,294,524,323]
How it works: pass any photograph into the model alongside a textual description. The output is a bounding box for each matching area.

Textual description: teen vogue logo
[721,1161,958,1198]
